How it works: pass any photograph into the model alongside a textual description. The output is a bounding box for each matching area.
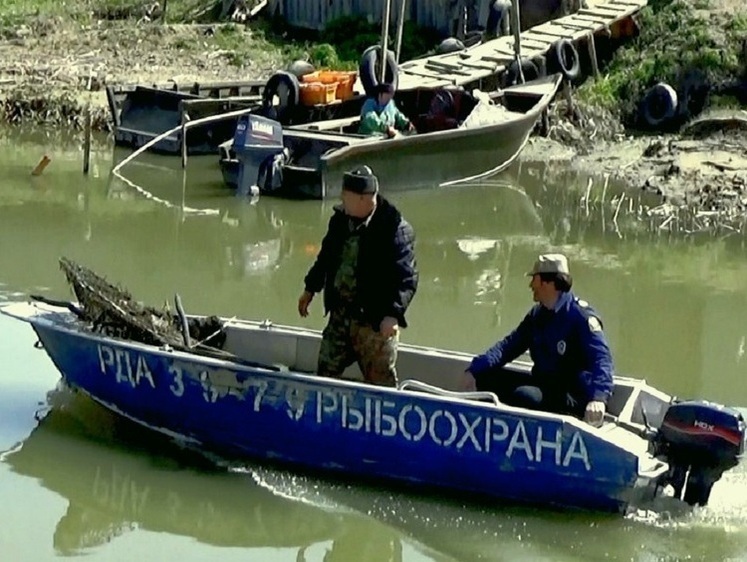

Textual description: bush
[321,15,441,66]
[579,0,746,125]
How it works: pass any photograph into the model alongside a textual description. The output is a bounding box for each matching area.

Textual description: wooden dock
[397,0,648,90]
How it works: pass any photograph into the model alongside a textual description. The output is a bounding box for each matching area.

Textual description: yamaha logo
[252,121,274,137]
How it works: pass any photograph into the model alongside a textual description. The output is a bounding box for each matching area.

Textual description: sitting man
[463,253,613,427]
[358,82,415,138]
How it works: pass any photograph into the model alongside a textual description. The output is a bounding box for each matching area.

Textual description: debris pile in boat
[59,257,226,351]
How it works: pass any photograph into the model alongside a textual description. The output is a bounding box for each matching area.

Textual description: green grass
[0,0,249,26]
[0,1,441,69]
[578,0,746,123]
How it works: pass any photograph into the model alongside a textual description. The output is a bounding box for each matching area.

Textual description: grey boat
[219,74,563,199]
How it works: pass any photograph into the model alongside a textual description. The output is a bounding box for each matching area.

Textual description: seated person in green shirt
[358,82,415,138]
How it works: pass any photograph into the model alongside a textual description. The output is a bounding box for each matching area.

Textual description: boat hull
[14,303,650,514]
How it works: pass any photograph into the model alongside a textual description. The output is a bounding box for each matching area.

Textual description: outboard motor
[653,400,745,506]
[232,114,288,196]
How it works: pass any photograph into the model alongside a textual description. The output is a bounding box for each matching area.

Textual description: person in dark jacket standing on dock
[463,253,613,427]
[298,165,418,387]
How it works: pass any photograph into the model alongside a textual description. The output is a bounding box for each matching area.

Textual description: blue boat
[2,264,744,514]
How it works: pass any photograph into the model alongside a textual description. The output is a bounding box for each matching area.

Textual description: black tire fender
[359,45,399,97]
[641,83,678,128]
[486,0,511,38]
[505,58,541,86]
[287,59,315,79]
[553,39,580,82]
[436,37,466,54]
[262,70,300,124]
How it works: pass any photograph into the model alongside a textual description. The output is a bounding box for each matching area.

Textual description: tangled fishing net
[59,257,226,351]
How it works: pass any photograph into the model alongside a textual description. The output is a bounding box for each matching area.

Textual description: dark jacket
[304,196,418,328]
[468,291,614,404]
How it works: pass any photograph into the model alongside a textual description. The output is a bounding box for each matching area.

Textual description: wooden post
[394,0,407,64]
[83,69,94,175]
[31,155,51,176]
[83,106,92,175]
[380,0,393,84]
[162,0,168,23]
[586,31,599,78]
[509,0,524,83]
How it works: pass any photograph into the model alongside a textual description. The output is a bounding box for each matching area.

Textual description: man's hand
[298,290,314,317]
[584,400,606,428]
[385,125,398,138]
[406,121,416,133]
[380,316,399,338]
[459,369,477,392]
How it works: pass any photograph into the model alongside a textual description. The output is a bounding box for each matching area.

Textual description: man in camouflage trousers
[298,166,418,386]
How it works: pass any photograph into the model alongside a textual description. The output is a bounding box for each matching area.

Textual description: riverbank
[522,0,747,224]
[1,0,745,221]
[0,14,291,129]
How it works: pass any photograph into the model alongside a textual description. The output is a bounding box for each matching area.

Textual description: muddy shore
[521,106,747,221]
[1,13,746,220]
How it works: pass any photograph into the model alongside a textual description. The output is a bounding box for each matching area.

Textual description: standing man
[463,253,613,427]
[298,165,418,387]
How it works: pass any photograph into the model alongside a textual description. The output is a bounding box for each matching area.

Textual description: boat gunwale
[319,73,562,167]
[0,300,652,438]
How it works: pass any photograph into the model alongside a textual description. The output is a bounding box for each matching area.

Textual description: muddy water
[1,126,746,562]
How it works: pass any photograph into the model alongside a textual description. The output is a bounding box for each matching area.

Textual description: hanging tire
[436,37,466,54]
[359,45,399,97]
[262,70,300,125]
[485,0,511,38]
[287,59,315,79]
[641,83,678,128]
[505,58,541,86]
[551,39,580,82]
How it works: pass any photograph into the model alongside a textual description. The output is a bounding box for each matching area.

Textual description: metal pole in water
[83,69,93,174]
[394,0,407,64]
[83,106,92,174]
[380,0,393,84]
[510,0,524,83]
[181,111,189,168]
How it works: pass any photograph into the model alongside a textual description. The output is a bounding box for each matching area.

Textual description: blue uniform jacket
[468,292,614,403]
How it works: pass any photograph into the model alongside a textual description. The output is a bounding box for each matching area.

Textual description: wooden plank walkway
[397,0,648,90]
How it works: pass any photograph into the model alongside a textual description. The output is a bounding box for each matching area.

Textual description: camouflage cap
[526,253,570,276]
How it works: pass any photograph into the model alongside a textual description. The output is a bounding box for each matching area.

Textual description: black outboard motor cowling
[653,400,745,506]
[232,114,287,195]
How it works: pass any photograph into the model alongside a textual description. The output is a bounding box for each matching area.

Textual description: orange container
[333,71,358,100]
[301,71,340,84]
[299,82,337,106]
[335,75,356,100]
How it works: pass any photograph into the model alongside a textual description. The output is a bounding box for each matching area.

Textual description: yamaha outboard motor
[232,114,288,195]
[653,400,745,506]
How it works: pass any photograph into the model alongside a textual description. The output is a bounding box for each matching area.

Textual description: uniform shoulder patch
[576,299,589,308]
[588,316,603,332]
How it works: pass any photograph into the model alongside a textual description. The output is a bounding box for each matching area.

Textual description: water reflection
[4,388,449,561]
[4,126,747,562]
[3,151,747,408]
[252,456,747,562]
